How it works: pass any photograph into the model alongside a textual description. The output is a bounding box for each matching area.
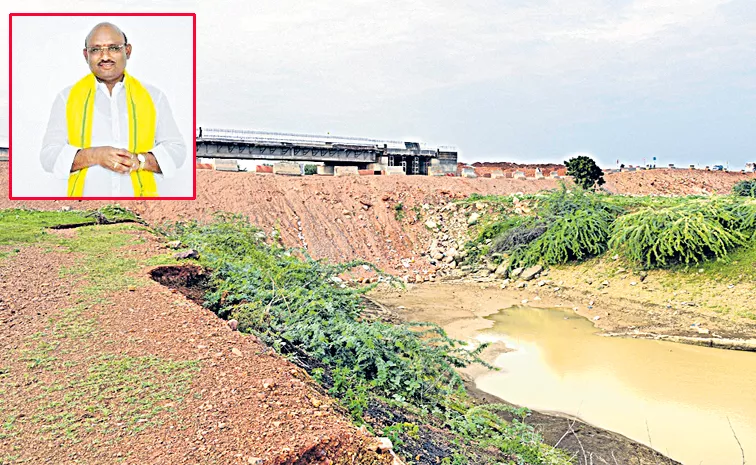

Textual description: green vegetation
[28,354,198,441]
[58,224,146,296]
[163,214,571,464]
[462,186,756,271]
[564,155,605,190]
[0,206,139,249]
[610,199,755,267]
[304,164,318,175]
[733,179,756,197]
[394,202,405,221]
[0,207,199,447]
[0,209,90,246]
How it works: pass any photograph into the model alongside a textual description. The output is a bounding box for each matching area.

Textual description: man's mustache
[98,60,116,65]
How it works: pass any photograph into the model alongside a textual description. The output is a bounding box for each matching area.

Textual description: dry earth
[2,167,753,277]
[2,163,755,464]
[0,225,393,465]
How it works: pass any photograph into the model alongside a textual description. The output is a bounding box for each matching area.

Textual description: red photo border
[8,12,197,200]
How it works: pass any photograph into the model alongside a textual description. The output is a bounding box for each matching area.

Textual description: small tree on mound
[565,155,605,190]
[733,179,756,197]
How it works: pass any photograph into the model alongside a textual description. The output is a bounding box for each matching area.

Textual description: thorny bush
[161,213,572,464]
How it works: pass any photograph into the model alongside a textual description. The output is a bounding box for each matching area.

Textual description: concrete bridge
[196,128,457,175]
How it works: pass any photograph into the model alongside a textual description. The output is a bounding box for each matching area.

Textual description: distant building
[746,162,756,173]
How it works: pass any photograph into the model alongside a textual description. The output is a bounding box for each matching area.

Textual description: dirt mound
[1,165,753,276]
[0,168,560,275]
[603,168,754,196]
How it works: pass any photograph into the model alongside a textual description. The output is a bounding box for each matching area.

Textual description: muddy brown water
[372,285,756,465]
[476,307,756,465]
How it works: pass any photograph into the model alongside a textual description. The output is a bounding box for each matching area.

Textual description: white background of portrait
[10,15,194,198]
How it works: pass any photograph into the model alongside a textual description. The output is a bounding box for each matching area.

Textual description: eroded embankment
[0,221,395,465]
[2,166,753,277]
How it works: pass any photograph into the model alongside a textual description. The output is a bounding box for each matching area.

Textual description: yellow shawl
[66,72,158,197]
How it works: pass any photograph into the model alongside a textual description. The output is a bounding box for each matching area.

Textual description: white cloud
[2,0,754,165]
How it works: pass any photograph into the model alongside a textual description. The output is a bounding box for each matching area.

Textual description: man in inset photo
[40,22,187,197]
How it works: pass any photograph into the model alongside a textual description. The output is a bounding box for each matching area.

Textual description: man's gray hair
[84,22,128,47]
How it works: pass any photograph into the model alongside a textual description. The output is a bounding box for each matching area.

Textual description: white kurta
[40,78,186,197]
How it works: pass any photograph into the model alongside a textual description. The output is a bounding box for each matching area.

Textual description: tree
[564,155,606,190]
[304,164,318,175]
[733,179,756,197]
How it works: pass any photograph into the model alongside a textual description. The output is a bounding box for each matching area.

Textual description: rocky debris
[166,240,182,249]
[227,319,239,331]
[368,437,393,452]
[494,263,508,278]
[467,213,480,225]
[262,378,276,389]
[521,265,543,281]
[424,220,438,229]
[510,267,524,279]
[173,249,199,260]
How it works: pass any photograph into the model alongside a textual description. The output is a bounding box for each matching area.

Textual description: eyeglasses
[86,44,127,55]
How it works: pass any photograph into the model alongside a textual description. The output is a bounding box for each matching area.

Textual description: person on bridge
[40,22,186,197]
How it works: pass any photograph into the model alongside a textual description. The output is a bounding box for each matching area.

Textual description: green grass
[670,242,756,283]
[143,253,183,266]
[53,305,98,340]
[19,340,60,371]
[0,210,92,245]
[31,354,199,441]
[57,224,147,295]
[0,207,202,447]
[0,207,139,248]
[455,193,515,206]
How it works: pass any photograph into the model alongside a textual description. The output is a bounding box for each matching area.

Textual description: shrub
[165,214,485,406]
[733,179,756,197]
[609,201,753,267]
[511,209,613,267]
[162,214,572,463]
[394,203,405,221]
[304,164,318,175]
[564,155,605,190]
[482,186,620,268]
[489,221,548,256]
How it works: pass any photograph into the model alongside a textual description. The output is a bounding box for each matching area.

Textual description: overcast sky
[3,0,756,168]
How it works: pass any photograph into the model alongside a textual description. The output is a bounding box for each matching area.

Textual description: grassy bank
[461,186,756,276]
[161,214,573,465]
[0,208,200,461]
